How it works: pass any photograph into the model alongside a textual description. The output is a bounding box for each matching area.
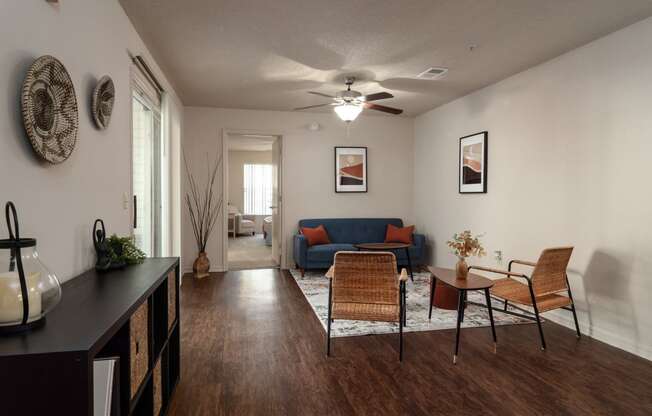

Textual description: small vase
[455,257,468,279]
[193,252,210,279]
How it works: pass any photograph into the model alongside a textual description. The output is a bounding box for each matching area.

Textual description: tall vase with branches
[184,149,223,279]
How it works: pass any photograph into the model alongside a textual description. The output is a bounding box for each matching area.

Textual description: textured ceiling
[120,0,652,116]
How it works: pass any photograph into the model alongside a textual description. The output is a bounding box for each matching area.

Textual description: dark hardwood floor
[168,268,652,415]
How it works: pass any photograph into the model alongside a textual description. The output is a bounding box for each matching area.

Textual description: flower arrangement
[447,230,486,259]
[447,230,486,279]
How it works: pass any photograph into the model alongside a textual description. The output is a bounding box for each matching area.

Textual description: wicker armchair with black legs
[325,251,409,361]
[468,246,580,351]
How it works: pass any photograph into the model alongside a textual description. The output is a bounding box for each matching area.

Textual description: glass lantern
[0,202,61,334]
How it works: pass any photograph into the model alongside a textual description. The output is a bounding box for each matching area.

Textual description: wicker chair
[325,251,409,360]
[469,247,580,350]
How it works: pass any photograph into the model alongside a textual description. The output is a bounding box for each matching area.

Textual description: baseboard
[545,310,652,362]
[182,266,226,274]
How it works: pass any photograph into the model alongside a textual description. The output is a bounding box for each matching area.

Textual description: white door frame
[221,129,284,271]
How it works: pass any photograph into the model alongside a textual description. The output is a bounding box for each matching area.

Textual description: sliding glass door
[132,89,162,257]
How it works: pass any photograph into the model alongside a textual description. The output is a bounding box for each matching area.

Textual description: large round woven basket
[21,55,78,164]
[91,75,115,130]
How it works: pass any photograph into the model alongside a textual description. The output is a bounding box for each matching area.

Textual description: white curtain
[244,164,273,215]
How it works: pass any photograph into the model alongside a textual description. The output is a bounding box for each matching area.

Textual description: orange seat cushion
[300,225,331,246]
[385,224,414,244]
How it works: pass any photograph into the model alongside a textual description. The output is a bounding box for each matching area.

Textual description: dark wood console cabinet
[0,258,181,416]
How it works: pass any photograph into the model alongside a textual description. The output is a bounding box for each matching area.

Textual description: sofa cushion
[385,224,415,244]
[307,244,357,263]
[300,225,331,246]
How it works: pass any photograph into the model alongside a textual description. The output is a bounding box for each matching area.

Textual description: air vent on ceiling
[416,67,448,80]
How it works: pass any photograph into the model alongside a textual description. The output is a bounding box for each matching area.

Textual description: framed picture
[335,146,367,193]
[459,131,487,193]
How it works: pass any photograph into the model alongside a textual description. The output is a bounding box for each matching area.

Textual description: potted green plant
[106,235,146,267]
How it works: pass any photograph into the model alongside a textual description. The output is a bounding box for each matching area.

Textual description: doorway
[224,132,282,270]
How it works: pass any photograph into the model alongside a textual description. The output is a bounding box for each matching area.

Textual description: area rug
[289,269,534,338]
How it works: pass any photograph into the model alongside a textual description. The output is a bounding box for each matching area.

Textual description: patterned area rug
[289,269,534,338]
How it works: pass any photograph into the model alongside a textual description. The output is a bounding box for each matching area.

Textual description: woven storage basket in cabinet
[153,358,162,416]
[130,301,149,399]
[168,271,176,331]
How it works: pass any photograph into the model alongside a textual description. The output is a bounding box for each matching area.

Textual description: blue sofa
[293,218,426,275]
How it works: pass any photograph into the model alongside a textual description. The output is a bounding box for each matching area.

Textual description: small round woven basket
[91,75,115,130]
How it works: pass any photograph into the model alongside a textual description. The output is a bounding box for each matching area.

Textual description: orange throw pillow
[300,225,331,246]
[385,224,414,244]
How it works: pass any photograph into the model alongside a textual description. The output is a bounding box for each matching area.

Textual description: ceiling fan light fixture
[296,78,402,119]
[334,103,363,122]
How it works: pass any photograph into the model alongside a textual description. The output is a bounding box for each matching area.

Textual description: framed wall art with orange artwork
[459,132,487,194]
[335,146,367,193]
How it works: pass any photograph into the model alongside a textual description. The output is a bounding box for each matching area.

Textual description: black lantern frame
[0,202,45,334]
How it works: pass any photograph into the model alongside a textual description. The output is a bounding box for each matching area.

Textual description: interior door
[271,137,282,266]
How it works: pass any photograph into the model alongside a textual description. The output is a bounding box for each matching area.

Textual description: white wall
[414,17,652,360]
[183,108,414,271]
[0,1,183,282]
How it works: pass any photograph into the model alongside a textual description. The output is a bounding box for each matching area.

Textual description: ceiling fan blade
[308,91,335,98]
[360,92,393,102]
[364,102,403,115]
[293,103,332,111]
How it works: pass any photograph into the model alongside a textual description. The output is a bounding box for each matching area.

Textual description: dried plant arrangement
[447,230,486,279]
[183,149,223,278]
[447,230,486,259]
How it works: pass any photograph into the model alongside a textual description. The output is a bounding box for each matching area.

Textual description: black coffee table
[354,242,414,281]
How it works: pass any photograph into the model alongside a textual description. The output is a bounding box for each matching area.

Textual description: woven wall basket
[91,75,115,130]
[21,55,79,164]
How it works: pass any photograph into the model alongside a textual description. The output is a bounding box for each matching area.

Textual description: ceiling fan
[293,77,403,122]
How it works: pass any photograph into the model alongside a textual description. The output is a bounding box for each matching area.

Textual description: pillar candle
[0,272,42,324]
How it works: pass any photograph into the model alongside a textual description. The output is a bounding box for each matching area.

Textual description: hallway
[227,234,276,270]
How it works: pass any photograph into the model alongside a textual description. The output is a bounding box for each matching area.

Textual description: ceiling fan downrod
[345,77,355,90]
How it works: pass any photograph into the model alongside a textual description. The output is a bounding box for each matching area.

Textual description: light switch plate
[123,192,130,210]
